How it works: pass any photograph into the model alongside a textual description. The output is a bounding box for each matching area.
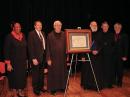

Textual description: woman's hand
[7,64,13,72]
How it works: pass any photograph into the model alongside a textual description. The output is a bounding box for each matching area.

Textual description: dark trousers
[32,63,44,91]
[114,56,123,86]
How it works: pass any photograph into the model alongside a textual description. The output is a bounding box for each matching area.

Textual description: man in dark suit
[113,22,128,87]
[28,20,46,95]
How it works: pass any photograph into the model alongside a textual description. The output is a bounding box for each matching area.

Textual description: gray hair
[53,20,62,26]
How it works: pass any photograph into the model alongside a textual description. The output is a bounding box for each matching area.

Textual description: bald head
[90,21,98,32]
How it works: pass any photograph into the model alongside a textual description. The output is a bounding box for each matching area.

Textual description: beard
[91,27,97,32]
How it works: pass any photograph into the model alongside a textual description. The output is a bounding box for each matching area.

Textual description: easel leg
[74,54,78,80]
[87,53,100,93]
[64,54,74,97]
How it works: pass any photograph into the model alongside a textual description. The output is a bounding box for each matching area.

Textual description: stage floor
[1,69,130,97]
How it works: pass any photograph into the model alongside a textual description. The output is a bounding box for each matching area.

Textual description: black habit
[100,31,115,88]
[46,31,67,91]
[81,31,103,90]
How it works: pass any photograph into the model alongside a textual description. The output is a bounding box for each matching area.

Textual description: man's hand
[92,50,98,55]
[32,59,39,65]
[47,60,52,66]
[122,57,127,61]
[67,56,69,62]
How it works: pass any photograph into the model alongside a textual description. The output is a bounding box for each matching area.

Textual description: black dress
[46,31,67,91]
[4,34,27,89]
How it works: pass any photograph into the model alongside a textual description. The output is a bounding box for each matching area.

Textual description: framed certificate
[65,29,92,53]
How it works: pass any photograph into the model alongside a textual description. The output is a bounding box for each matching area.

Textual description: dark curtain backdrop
[0,0,130,68]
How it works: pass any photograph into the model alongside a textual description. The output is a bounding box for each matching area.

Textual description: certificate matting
[65,29,92,53]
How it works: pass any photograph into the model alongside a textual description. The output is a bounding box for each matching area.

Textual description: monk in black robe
[100,21,115,88]
[46,20,67,95]
[4,22,27,97]
[113,23,129,87]
[81,21,103,90]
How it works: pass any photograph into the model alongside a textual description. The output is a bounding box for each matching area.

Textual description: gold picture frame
[65,29,92,53]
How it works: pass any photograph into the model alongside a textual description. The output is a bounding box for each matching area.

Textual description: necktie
[39,33,43,40]
[39,32,45,50]
[115,34,119,41]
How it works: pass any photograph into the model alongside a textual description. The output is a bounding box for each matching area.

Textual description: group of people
[1,20,128,97]
[81,21,128,91]
[4,20,67,97]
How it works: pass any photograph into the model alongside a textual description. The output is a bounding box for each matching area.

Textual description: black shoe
[33,90,41,96]
[17,90,26,97]
[108,84,113,88]
[40,89,47,93]
[17,94,27,97]
[50,90,56,95]
[58,89,65,93]
[59,89,65,92]
[83,85,91,90]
